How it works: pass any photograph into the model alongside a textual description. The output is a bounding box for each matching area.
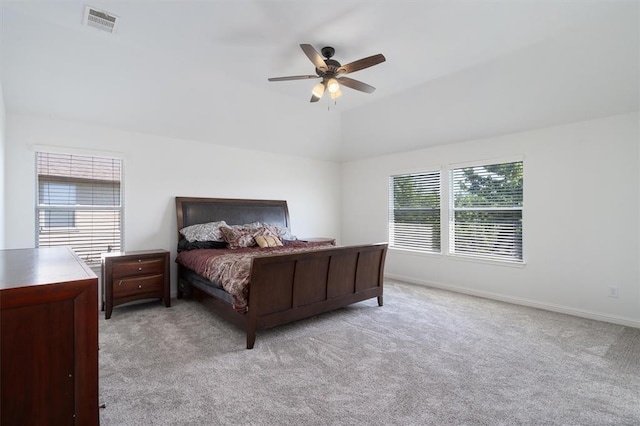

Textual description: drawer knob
[138,267,143,271]
[138,285,142,289]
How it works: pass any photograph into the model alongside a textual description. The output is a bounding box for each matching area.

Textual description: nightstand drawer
[112,258,164,279]
[113,274,164,298]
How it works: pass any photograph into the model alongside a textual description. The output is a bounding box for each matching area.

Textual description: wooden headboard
[175,197,290,240]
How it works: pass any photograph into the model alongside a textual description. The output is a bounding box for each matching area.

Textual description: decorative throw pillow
[255,235,283,248]
[220,225,257,249]
[180,221,227,242]
[257,222,283,238]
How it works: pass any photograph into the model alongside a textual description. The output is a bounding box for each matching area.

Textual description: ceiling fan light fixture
[312,82,325,98]
[327,78,340,93]
[330,89,342,100]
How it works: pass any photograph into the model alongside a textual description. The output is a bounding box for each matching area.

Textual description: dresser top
[0,247,97,291]
[101,249,168,259]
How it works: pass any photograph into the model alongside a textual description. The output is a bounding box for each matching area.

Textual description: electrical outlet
[608,286,619,298]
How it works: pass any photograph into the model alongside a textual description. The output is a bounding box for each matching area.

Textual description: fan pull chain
[326,96,337,112]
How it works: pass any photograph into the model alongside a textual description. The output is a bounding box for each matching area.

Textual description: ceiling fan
[268,44,386,102]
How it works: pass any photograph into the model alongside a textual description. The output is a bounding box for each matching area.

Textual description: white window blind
[389,171,441,253]
[36,152,123,267]
[450,161,523,262]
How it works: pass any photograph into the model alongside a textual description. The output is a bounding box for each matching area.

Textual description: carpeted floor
[98,281,640,425]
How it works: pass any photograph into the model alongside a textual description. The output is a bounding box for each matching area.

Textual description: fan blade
[268,75,319,82]
[338,77,376,94]
[310,94,321,103]
[337,54,386,75]
[300,44,328,72]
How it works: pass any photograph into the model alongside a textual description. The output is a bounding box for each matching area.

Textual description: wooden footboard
[245,243,387,349]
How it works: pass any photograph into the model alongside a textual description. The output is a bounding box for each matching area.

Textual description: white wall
[5,114,342,296]
[341,112,640,327]
[0,83,5,249]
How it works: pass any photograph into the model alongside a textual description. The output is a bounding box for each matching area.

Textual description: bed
[175,197,387,349]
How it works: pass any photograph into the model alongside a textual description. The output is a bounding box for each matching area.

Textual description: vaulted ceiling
[1,1,638,161]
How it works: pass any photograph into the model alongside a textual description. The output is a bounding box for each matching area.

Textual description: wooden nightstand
[101,249,170,319]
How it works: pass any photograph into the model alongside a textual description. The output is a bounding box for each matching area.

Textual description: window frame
[35,149,125,268]
[388,168,442,254]
[387,157,524,266]
[448,157,524,264]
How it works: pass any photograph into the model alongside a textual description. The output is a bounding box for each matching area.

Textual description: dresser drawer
[112,258,164,279]
[113,274,164,298]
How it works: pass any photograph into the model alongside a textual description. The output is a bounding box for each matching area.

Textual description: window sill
[446,253,526,268]
[389,247,442,259]
[389,248,525,268]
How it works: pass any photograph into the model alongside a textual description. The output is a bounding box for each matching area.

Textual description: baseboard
[385,273,640,329]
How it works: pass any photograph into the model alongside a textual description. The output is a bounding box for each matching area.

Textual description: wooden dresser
[0,246,99,426]
[101,249,170,319]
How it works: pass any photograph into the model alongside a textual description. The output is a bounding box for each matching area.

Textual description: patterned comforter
[175,241,334,312]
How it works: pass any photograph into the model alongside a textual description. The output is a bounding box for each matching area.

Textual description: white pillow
[179,221,228,242]
[274,225,297,241]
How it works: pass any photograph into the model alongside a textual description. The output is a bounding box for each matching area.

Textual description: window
[36,152,123,267]
[42,182,77,228]
[388,171,441,253]
[450,160,523,262]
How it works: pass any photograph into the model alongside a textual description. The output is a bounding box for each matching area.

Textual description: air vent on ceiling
[83,5,119,34]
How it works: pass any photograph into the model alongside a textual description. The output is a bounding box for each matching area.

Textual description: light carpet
[98,281,640,425]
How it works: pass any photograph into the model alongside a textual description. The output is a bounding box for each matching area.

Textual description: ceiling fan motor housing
[321,46,335,59]
[317,59,341,76]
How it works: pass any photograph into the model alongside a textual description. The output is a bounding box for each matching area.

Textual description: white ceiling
[1,1,638,161]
